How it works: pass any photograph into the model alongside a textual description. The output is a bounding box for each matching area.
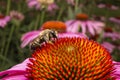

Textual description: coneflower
[27,37,115,79]
[65,13,105,35]
[0,14,10,28]
[0,37,120,80]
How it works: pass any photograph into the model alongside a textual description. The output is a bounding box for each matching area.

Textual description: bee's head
[51,29,58,38]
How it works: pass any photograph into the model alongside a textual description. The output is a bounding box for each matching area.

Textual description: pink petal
[112,61,120,80]
[66,20,81,33]
[101,42,115,53]
[109,17,120,24]
[92,21,104,34]
[86,21,95,35]
[21,30,40,41]
[58,32,88,39]
[21,31,40,48]
[0,58,32,80]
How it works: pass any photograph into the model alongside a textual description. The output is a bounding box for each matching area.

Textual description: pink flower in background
[47,3,59,12]
[0,15,10,28]
[109,17,120,24]
[10,10,24,21]
[65,13,105,35]
[26,0,40,9]
[98,3,119,10]
[26,0,58,11]
[103,32,120,41]
[21,30,87,48]
[102,41,116,53]
[66,0,75,5]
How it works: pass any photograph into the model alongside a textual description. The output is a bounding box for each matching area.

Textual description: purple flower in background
[47,3,59,12]
[109,17,120,24]
[65,13,105,35]
[0,14,10,28]
[98,3,119,10]
[10,10,24,21]
[26,0,58,11]
[66,0,75,5]
[103,32,120,41]
[102,41,116,53]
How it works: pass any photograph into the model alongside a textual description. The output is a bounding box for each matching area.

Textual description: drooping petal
[0,58,32,80]
[58,32,88,39]
[21,30,40,48]
[86,21,95,35]
[109,17,120,24]
[101,42,116,53]
[92,21,105,34]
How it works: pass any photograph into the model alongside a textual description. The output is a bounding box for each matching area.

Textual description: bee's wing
[21,30,40,48]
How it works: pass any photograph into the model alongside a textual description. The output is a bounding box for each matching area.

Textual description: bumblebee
[29,29,58,50]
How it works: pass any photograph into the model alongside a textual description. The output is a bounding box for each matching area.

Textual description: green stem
[4,25,15,60]
[40,10,45,26]
[57,6,64,20]
[97,31,104,43]
[34,13,41,30]
[6,0,11,15]
[74,0,79,14]
[0,34,6,55]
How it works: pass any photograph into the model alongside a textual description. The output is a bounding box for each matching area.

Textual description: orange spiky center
[27,38,114,80]
[42,21,66,32]
[75,13,89,20]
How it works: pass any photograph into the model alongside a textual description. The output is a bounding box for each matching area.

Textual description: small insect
[29,29,58,50]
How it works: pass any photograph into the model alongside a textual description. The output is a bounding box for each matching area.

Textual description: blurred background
[0,0,120,71]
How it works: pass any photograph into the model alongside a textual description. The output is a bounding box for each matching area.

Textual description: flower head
[1,37,120,79]
[66,0,75,5]
[40,21,67,32]
[10,10,24,21]
[65,13,105,35]
[26,0,58,11]
[27,37,115,79]
[0,14,10,28]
